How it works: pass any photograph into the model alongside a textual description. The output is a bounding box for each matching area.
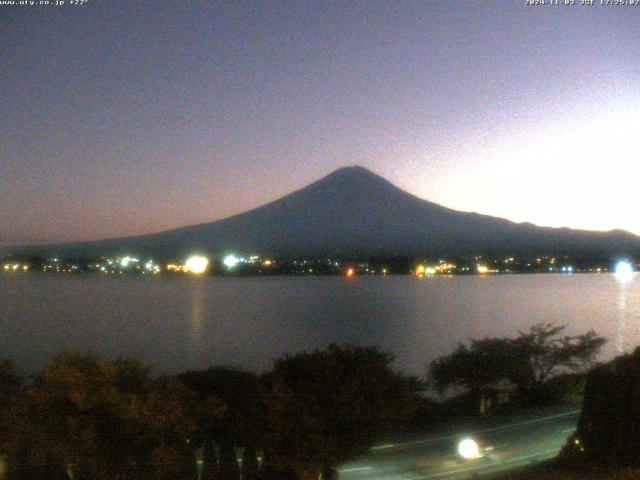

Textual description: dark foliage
[563,347,640,467]
[429,324,606,407]
[1,352,213,480]
[0,345,422,479]
[262,343,416,479]
[202,439,218,480]
[241,445,260,480]
[218,442,239,480]
[179,367,264,447]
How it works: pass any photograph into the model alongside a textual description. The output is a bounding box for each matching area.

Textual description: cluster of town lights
[415,263,456,277]
[148,254,275,274]
[2,255,637,278]
[2,264,28,272]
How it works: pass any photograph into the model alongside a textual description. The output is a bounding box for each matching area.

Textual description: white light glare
[120,256,138,268]
[458,438,480,460]
[615,260,633,279]
[184,255,209,274]
[223,254,240,269]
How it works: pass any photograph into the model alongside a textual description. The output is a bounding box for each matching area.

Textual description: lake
[1,273,638,376]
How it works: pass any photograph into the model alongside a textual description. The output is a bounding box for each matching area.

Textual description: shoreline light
[615,260,633,280]
[120,256,139,268]
[184,255,209,274]
[223,254,240,269]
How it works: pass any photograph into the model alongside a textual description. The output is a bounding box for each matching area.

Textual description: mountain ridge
[6,166,640,259]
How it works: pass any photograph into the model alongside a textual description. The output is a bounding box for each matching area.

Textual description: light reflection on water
[0,273,639,375]
[188,279,206,362]
[615,272,638,354]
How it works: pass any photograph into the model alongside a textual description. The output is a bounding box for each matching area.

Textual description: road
[338,408,580,480]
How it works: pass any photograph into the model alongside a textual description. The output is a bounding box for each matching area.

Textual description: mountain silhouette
[10,166,640,259]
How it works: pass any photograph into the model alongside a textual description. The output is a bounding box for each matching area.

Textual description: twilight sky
[1,1,639,245]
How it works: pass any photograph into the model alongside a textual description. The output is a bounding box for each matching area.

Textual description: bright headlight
[458,438,480,459]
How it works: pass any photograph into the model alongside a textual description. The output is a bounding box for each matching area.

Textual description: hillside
[8,166,640,259]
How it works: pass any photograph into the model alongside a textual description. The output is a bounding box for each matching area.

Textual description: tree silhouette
[430,337,514,407]
[429,324,607,407]
[218,442,239,480]
[510,323,606,403]
[202,439,219,480]
[241,445,260,480]
[179,367,264,448]
[262,344,416,480]
[3,352,210,480]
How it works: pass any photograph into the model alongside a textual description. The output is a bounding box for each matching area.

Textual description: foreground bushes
[2,353,211,479]
[0,345,418,480]
[562,346,640,468]
[261,345,415,479]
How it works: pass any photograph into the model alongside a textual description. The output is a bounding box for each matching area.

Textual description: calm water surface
[1,273,639,375]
